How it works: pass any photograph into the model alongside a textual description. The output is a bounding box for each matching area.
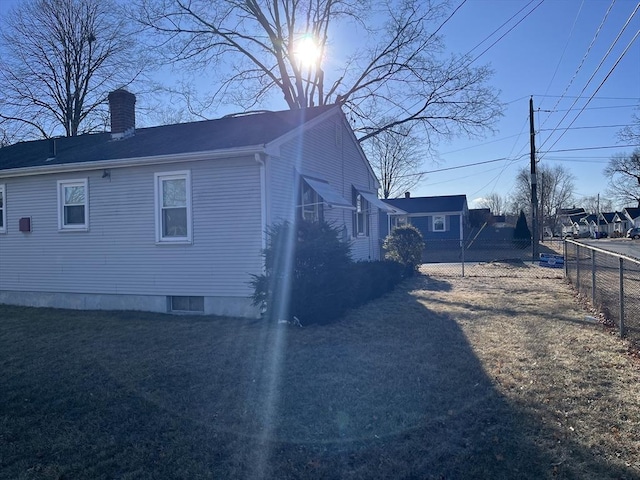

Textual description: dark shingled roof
[624,207,640,219]
[0,105,337,172]
[383,194,468,214]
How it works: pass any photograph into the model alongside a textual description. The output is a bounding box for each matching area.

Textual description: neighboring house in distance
[380,194,469,243]
[623,207,640,228]
[612,211,631,235]
[0,90,384,317]
[598,212,618,236]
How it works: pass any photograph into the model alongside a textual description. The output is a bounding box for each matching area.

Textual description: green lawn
[1,268,639,479]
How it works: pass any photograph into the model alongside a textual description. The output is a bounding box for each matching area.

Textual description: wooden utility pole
[530,97,538,261]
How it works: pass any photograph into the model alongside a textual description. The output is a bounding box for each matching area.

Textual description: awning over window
[358,190,407,215]
[302,176,355,210]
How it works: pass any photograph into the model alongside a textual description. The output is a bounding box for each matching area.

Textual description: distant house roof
[558,207,586,216]
[600,212,616,223]
[0,105,338,173]
[382,194,468,214]
[624,207,640,220]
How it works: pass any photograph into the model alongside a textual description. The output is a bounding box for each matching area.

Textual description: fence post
[591,250,596,305]
[619,257,625,337]
[461,240,465,277]
[564,240,568,278]
[576,244,580,291]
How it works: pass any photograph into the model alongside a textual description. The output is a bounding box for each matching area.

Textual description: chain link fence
[416,238,565,279]
[564,240,640,346]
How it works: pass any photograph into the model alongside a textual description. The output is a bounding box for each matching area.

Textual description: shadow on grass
[0,285,636,479]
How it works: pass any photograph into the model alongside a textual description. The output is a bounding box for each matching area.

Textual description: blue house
[380,194,469,244]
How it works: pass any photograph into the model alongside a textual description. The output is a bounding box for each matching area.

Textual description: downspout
[255,153,267,252]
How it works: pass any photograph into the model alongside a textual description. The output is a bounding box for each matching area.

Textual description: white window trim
[432,215,446,232]
[0,184,6,233]
[154,170,193,244]
[57,179,89,231]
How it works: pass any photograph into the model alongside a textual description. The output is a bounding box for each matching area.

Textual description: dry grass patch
[1,265,639,479]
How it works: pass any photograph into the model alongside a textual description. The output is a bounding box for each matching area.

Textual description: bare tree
[605,148,640,208]
[511,165,575,237]
[364,125,425,198]
[477,193,506,215]
[618,109,640,144]
[581,195,613,214]
[0,0,144,140]
[133,0,502,144]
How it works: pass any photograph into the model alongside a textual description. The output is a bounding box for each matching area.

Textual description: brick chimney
[405,191,411,198]
[108,89,136,138]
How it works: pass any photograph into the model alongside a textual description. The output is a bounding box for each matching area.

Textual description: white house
[0,90,385,317]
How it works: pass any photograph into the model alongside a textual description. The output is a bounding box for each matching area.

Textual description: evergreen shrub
[251,220,404,325]
[382,225,425,276]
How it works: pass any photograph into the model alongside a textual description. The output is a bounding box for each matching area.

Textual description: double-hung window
[0,184,6,233]
[432,215,446,232]
[58,179,89,231]
[353,189,369,237]
[155,171,192,243]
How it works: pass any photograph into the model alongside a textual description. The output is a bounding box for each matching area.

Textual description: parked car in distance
[627,227,640,239]
[591,231,608,239]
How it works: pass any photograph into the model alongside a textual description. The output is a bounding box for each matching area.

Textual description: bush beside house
[382,225,425,276]
[251,221,404,325]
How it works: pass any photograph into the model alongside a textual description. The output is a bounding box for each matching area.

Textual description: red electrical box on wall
[19,217,31,232]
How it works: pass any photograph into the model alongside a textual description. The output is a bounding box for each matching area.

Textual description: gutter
[0,144,267,179]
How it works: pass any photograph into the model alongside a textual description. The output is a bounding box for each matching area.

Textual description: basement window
[169,296,204,313]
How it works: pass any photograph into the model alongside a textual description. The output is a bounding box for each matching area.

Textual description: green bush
[251,221,404,325]
[382,225,425,276]
[251,220,351,325]
[348,261,404,307]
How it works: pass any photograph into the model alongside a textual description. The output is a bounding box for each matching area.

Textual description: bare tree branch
[605,148,640,208]
[0,0,145,140]
[132,0,502,145]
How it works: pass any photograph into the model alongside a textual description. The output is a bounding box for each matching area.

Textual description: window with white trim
[58,179,89,230]
[0,184,6,233]
[299,180,324,223]
[155,171,192,243]
[432,215,446,232]
[353,189,369,237]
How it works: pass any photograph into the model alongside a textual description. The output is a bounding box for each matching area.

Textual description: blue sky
[1,0,639,209]
[430,0,639,208]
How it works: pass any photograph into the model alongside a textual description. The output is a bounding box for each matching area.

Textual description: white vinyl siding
[57,179,88,231]
[0,184,6,233]
[0,159,263,298]
[268,115,379,260]
[155,171,192,244]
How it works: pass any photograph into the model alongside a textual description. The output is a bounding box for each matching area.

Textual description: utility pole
[530,97,538,261]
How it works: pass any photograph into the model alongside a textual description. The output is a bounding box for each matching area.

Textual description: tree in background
[618,110,639,145]
[581,195,613,214]
[0,0,143,141]
[511,165,575,238]
[365,124,425,199]
[513,210,531,249]
[134,0,502,145]
[477,193,507,215]
[604,148,640,208]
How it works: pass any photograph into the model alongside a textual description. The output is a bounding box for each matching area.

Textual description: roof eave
[0,145,266,178]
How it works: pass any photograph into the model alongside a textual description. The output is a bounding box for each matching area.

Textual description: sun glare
[294,35,321,68]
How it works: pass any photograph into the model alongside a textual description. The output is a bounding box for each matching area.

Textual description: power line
[541,25,640,156]
[540,0,617,128]
[539,2,640,153]
[539,0,585,109]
